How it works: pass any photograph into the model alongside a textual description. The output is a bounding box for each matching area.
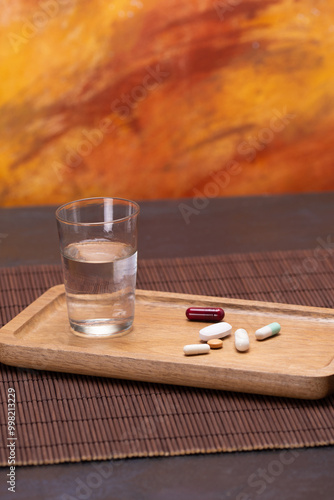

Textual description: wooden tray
[1,285,333,399]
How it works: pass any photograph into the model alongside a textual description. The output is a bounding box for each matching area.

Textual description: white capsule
[255,322,281,340]
[199,322,232,341]
[234,328,249,352]
[183,344,210,356]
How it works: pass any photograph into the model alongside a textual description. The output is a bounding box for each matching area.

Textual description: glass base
[69,318,133,338]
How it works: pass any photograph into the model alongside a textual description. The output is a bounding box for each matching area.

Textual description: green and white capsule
[255,322,281,340]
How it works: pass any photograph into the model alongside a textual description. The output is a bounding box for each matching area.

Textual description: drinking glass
[56,197,140,337]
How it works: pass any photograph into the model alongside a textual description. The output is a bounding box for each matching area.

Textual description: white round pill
[199,322,232,341]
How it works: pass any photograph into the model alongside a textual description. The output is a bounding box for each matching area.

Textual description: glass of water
[56,197,140,337]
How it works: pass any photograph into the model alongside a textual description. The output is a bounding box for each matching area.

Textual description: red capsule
[186,307,225,322]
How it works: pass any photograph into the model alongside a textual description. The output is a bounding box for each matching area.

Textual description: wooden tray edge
[1,285,333,399]
[0,344,332,400]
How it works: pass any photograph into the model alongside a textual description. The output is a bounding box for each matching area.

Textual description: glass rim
[55,197,140,226]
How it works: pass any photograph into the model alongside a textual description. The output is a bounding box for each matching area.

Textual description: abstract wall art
[1,0,334,206]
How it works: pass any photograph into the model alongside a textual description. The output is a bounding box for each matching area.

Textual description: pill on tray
[207,338,223,349]
[199,322,232,341]
[184,344,210,356]
[255,322,281,340]
[234,328,249,352]
[186,307,224,322]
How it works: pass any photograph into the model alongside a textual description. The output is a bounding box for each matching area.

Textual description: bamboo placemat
[0,249,333,466]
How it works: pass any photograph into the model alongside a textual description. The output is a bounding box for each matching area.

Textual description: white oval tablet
[234,328,249,352]
[199,322,232,341]
[184,344,210,356]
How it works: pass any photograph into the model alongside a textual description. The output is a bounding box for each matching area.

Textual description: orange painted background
[1,0,334,206]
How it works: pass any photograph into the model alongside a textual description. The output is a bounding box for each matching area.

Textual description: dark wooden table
[0,192,333,500]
